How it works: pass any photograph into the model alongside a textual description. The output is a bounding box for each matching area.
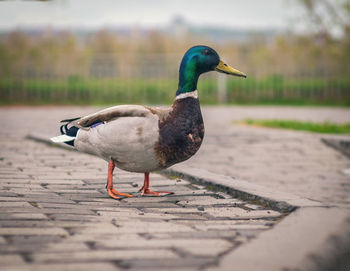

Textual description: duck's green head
[176,45,246,96]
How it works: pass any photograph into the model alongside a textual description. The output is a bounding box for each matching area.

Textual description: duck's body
[72,95,204,173]
[51,45,246,199]
[75,104,162,173]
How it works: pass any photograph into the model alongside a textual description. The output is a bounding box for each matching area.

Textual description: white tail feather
[50,134,76,143]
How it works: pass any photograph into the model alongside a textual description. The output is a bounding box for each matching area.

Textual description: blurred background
[0,0,349,106]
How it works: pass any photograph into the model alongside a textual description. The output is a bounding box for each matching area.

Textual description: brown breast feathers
[154,98,204,168]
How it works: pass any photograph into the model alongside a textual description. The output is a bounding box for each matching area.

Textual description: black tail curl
[59,117,80,147]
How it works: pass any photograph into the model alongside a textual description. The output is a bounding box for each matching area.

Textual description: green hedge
[1,76,349,106]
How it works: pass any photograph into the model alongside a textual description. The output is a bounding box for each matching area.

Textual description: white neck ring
[175,90,198,100]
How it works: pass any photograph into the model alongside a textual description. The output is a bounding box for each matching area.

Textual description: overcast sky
[0,0,303,31]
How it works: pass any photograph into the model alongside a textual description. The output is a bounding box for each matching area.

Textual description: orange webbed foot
[106,161,133,200]
[139,172,174,197]
[140,189,174,196]
[107,187,133,200]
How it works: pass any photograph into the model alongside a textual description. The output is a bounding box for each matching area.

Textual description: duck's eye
[202,49,210,55]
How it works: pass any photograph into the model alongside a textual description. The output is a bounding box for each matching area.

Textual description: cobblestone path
[0,111,282,270]
[1,105,348,270]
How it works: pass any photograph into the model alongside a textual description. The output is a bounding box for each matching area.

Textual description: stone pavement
[2,105,349,208]
[0,107,282,270]
[0,105,350,270]
[188,106,350,208]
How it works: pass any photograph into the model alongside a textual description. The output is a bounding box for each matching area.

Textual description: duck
[51,45,246,199]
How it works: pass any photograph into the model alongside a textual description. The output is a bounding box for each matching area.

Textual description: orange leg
[107,161,133,199]
[139,172,173,196]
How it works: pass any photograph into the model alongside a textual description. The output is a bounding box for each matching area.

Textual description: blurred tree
[298,0,350,76]
[0,31,32,77]
[89,30,119,54]
[88,30,119,78]
[298,0,350,37]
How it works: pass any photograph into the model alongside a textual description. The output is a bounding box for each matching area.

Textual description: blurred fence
[0,54,349,105]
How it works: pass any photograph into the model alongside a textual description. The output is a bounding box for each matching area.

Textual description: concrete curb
[162,165,325,213]
[322,138,350,159]
[161,166,350,271]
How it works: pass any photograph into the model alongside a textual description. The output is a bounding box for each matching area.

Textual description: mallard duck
[51,45,246,199]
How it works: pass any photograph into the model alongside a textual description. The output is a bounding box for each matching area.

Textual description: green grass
[0,75,350,106]
[237,119,350,134]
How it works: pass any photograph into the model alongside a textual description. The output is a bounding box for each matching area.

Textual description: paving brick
[94,208,140,216]
[140,179,190,186]
[0,227,68,236]
[46,183,129,190]
[32,249,178,263]
[35,203,84,209]
[0,220,56,228]
[0,191,18,197]
[60,194,108,201]
[1,263,120,271]
[0,254,25,265]
[49,189,105,194]
[165,205,279,218]
[244,203,265,210]
[10,191,56,197]
[39,208,96,215]
[96,238,232,254]
[76,200,125,207]
[0,196,32,202]
[0,236,7,244]
[0,213,49,220]
[150,230,244,239]
[20,196,76,204]
[176,197,245,207]
[42,241,90,252]
[47,214,100,221]
[68,222,122,235]
[30,179,85,185]
[71,221,195,235]
[194,224,270,231]
[203,207,282,219]
[181,245,232,257]
[0,202,33,207]
[117,258,214,270]
[0,207,40,213]
[0,243,45,254]
[142,207,207,214]
[121,196,183,203]
[189,220,269,226]
[97,210,178,220]
[68,232,141,243]
[169,219,272,232]
[0,183,43,189]
[98,202,180,209]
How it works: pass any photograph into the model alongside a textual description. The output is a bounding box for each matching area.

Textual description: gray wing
[75,105,153,128]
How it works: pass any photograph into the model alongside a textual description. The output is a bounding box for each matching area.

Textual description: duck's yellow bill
[215,60,247,78]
